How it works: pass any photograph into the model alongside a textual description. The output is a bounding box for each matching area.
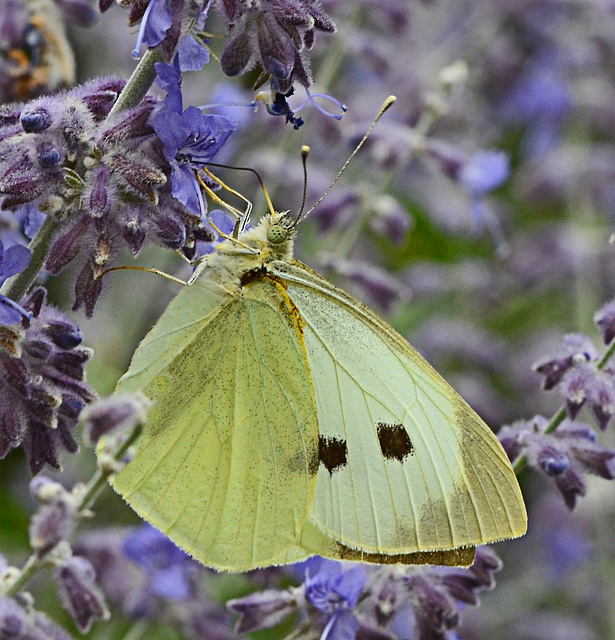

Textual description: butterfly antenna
[298,95,397,223]
[292,145,311,226]
[206,161,277,217]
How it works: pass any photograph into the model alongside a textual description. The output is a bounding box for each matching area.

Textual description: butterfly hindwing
[271,259,527,558]
[110,276,319,571]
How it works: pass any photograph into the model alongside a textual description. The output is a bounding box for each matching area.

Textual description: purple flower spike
[0,288,96,474]
[498,416,615,510]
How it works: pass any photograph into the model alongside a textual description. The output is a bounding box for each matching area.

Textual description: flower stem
[109,48,164,117]
[0,215,61,302]
[3,554,42,597]
[79,423,143,512]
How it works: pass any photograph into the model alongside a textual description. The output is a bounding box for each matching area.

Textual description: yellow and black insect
[0,0,76,101]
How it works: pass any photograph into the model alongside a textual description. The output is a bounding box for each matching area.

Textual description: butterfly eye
[267,224,287,244]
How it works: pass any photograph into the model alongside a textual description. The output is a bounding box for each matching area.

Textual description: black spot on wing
[319,435,347,474]
[376,422,414,462]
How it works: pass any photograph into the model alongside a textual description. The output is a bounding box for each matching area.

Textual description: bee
[0,0,75,101]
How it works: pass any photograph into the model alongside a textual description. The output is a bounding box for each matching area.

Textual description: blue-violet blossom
[151,59,236,219]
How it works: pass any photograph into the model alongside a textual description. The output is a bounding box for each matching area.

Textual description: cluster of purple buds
[0,76,231,315]
[101,0,335,97]
[496,300,615,509]
[533,300,615,431]
[499,416,615,510]
[0,590,79,640]
[216,0,336,94]
[228,548,502,640]
[0,287,95,475]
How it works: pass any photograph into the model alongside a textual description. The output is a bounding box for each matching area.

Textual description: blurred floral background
[2,0,615,639]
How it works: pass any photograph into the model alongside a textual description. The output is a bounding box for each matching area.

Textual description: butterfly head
[231,211,296,266]
[266,211,297,245]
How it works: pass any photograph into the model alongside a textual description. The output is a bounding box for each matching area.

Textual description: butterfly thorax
[203,212,296,286]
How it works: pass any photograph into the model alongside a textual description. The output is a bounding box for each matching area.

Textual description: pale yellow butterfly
[101,96,526,571]
[102,207,527,571]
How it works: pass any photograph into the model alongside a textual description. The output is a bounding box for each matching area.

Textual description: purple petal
[177,34,210,71]
[149,565,191,601]
[154,59,183,113]
[0,243,30,280]
[324,610,360,640]
[142,0,173,48]
[170,163,201,214]
[334,566,367,609]
[0,298,28,325]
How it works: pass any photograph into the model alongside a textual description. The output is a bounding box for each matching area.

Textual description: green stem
[109,48,164,117]
[79,424,143,512]
[0,215,61,301]
[512,337,615,475]
[3,555,42,596]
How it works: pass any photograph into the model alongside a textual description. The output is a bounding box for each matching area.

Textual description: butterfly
[103,208,527,571]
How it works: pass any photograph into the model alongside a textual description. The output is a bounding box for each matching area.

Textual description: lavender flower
[0,76,232,315]
[499,416,615,509]
[74,526,235,636]
[533,332,615,430]
[228,550,503,640]
[318,253,409,312]
[0,288,96,474]
[28,476,78,554]
[0,595,77,640]
[53,555,109,632]
[304,558,366,640]
[103,0,210,64]
[425,141,510,228]
[396,546,502,640]
[80,393,150,446]
[227,586,298,634]
[594,298,615,345]
[151,59,237,218]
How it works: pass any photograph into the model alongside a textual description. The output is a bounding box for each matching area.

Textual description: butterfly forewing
[110,277,319,571]
[272,259,527,558]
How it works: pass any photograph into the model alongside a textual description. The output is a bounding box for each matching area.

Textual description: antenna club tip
[301,145,310,155]
[383,95,397,109]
